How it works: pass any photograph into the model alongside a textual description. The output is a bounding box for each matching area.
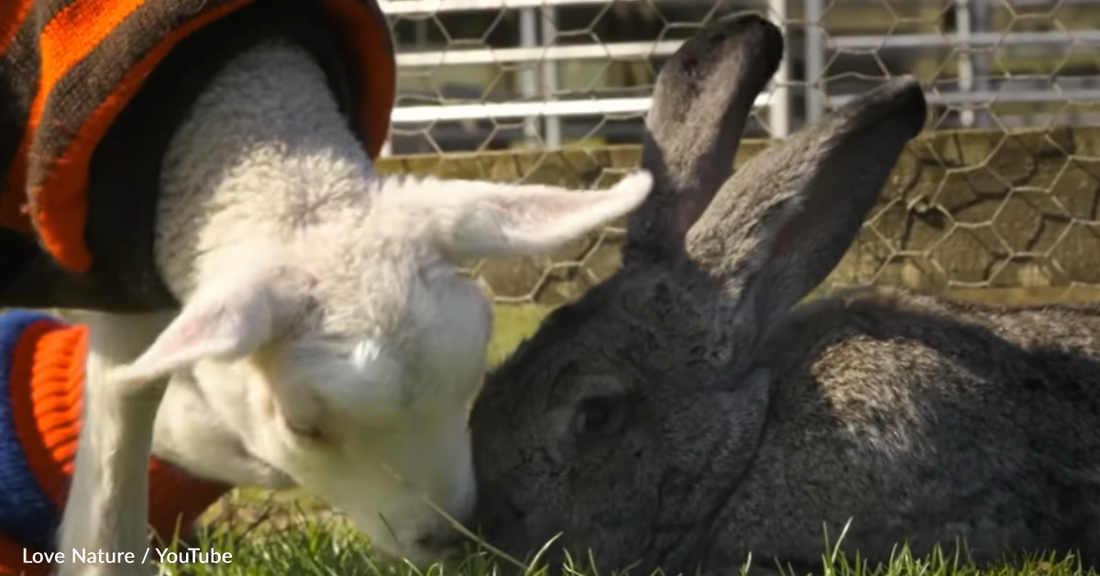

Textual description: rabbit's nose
[474,480,527,525]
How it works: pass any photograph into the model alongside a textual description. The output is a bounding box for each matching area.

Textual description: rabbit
[467,11,1100,576]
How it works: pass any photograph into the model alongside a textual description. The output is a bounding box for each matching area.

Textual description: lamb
[467,12,1100,576]
[40,32,651,576]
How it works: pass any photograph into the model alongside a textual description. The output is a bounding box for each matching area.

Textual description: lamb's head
[468,13,927,575]
[114,171,654,565]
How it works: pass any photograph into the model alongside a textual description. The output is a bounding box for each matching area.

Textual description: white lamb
[56,39,652,576]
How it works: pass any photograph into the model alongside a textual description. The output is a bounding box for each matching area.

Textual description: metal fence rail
[377,0,1100,155]
[367,0,1100,313]
[379,0,655,13]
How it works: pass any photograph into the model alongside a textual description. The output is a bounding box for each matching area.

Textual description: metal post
[956,0,975,127]
[541,6,562,148]
[519,8,540,147]
[768,0,790,138]
[383,19,429,157]
[971,0,991,128]
[803,0,825,125]
[415,17,428,45]
[412,18,430,156]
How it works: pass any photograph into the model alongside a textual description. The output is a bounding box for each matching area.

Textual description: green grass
[164,501,1098,576]
[160,301,1098,576]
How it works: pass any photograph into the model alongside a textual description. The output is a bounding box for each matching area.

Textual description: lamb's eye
[574,396,627,438]
[286,420,325,440]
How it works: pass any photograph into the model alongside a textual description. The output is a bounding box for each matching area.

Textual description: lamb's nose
[414,526,465,553]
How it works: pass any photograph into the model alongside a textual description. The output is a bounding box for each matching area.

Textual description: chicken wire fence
[374,0,1100,308]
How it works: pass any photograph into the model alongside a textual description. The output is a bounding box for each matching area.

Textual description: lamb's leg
[56,310,175,576]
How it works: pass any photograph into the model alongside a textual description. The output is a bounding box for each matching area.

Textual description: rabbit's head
[468,12,928,574]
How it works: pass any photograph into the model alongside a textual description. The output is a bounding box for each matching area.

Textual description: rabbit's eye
[574,396,627,438]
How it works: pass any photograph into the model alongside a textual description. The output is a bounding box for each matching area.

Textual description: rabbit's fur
[468,12,1100,576]
[56,39,652,576]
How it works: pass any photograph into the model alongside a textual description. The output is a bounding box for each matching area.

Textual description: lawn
[149,302,1098,576]
[162,505,1097,576]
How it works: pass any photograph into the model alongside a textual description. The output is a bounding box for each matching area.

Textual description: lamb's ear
[624,12,784,267]
[685,79,927,357]
[111,275,278,386]
[427,171,653,260]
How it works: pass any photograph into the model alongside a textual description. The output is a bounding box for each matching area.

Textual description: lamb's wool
[0,0,395,313]
[0,310,230,576]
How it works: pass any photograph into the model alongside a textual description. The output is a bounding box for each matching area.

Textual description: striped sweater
[0,310,232,576]
[0,0,395,312]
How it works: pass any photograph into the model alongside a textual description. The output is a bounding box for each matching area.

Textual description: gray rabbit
[467,11,1100,576]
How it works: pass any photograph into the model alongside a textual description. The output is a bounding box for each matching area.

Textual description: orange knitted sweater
[0,312,230,576]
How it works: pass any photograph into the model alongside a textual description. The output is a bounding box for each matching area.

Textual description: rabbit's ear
[622,12,783,267]
[684,79,927,359]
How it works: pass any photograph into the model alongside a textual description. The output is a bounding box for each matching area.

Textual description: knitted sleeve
[0,310,230,575]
